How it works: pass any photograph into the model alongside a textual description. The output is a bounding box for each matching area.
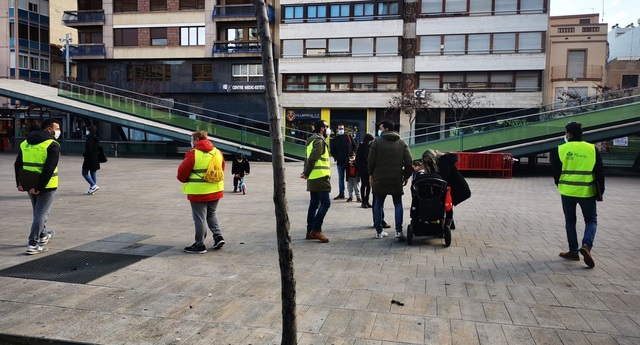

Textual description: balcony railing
[62,10,105,26]
[70,44,106,57]
[213,41,261,54]
[212,4,275,21]
[550,65,603,80]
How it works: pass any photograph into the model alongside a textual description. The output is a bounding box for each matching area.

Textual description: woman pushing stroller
[421,150,471,230]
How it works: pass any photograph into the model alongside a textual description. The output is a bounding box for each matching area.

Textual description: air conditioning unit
[306,48,325,57]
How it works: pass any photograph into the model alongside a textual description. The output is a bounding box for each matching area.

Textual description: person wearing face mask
[551,121,605,268]
[329,123,355,200]
[81,125,101,195]
[14,118,61,255]
[300,120,332,243]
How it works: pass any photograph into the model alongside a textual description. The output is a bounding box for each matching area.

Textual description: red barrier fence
[454,152,514,178]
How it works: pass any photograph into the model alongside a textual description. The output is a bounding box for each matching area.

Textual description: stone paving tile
[476,323,508,345]
[501,325,535,345]
[583,332,620,345]
[451,320,480,345]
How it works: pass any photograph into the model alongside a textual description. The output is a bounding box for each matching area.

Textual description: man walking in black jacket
[330,123,355,200]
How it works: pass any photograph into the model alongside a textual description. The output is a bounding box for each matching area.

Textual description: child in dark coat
[231,153,250,193]
[343,152,361,202]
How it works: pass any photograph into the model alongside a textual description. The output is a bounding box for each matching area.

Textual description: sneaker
[85,188,93,195]
[579,246,595,268]
[88,185,99,194]
[375,231,389,239]
[233,188,237,193]
[307,231,329,243]
[559,252,580,261]
[38,230,55,245]
[333,194,345,200]
[361,203,368,209]
[347,197,353,202]
[184,243,207,254]
[395,231,406,241]
[213,236,225,250]
[26,244,48,255]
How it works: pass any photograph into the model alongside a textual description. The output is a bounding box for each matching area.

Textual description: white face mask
[86,130,90,136]
[563,134,569,143]
[324,128,331,137]
[337,129,345,135]
[54,130,61,139]
[190,140,195,148]
[377,129,382,137]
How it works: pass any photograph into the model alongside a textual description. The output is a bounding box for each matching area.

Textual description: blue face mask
[86,130,90,136]
[377,130,382,137]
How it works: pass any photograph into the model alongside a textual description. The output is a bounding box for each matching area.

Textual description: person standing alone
[177,131,226,254]
[552,121,605,268]
[330,123,355,200]
[14,118,61,255]
[301,120,331,243]
[82,125,101,194]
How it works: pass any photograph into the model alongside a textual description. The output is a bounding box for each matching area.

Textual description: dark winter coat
[231,158,250,177]
[330,134,355,166]
[434,153,471,206]
[368,131,413,196]
[82,134,101,171]
[356,140,371,179]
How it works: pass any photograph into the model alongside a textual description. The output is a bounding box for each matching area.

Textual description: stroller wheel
[407,224,413,245]
[443,225,451,247]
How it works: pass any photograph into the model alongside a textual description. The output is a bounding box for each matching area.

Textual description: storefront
[285,108,321,142]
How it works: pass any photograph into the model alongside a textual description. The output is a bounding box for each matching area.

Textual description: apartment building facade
[545,14,608,106]
[278,0,548,141]
[62,0,276,124]
[607,24,640,90]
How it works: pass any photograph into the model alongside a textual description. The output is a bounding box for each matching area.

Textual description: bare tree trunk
[253,1,297,344]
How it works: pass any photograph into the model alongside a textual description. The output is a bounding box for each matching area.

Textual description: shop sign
[286,109,320,122]
[612,137,628,146]
[222,84,265,91]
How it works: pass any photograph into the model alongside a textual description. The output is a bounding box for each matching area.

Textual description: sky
[550,0,640,31]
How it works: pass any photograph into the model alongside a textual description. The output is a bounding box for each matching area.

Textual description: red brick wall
[139,28,151,47]
[168,27,180,46]
[167,0,179,11]
[139,0,150,12]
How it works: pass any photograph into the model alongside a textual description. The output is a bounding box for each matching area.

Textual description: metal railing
[213,41,261,54]
[62,10,105,25]
[56,81,309,159]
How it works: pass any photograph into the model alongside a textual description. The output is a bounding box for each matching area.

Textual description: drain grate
[0,250,146,284]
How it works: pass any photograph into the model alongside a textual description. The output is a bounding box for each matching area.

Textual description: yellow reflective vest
[558,141,596,198]
[20,139,59,189]
[182,149,224,194]
[306,138,330,180]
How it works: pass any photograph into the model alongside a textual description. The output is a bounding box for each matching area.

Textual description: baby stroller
[407,172,451,247]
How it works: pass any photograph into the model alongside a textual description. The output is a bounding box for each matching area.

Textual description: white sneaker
[38,230,55,245]
[88,185,99,194]
[26,244,48,255]
[395,231,406,241]
[375,231,389,239]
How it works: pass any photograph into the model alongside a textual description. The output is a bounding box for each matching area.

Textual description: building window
[353,75,374,91]
[468,34,490,54]
[28,1,38,12]
[352,38,373,56]
[283,6,304,22]
[378,2,399,16]
[621,75,639,88]
[180,0,205,10]
[444,0,465,14]
[567,50,586,79]
[180,27,205,46]
[192,64,213,82]
[354,2,374,19]
[419,73,440,91]
[330,4,350,21]
[282,40,303,57]
[232,64,264,82]
[495,0,517,14]
[150,0,167,11]
[328,38,349,56]
[493,33,516,53]
[307,5,327,22]
[376,37,398,56]
[88,66,107,82]
[29,56,39,71]
[376,74,398,91]
[114,28,138,46]
[515,71,539,91]
[19,54,29,69]
[114,0,137,12]
[127,65,171,82]
[330,75,351,91]
[443,35,465,55]
[150,28,168,46]
[520,0,544,13]
[283,73,399,92]
[518,32,542,53]
[40,58,49,72]
[422,0,442,15]
[308,75,327,91]
[420,36,441,55]
[469,0,491,15]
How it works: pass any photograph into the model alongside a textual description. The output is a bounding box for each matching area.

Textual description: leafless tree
[254,1,297,344]
[446,90,488,128]
[386,91,434,142]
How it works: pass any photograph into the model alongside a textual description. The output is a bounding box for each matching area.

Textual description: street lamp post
[59,34,72,80]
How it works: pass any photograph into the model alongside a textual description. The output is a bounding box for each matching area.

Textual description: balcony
[62,10,105,27]
[70,44,106,59]
[213,41,261,55]
[550,65,603,81]
[212,4,275,22]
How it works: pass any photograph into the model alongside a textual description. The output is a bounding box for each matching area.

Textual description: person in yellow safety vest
[177,130,226,254]
[300,120,331,243]
[552,121,605,268]
[14,118,61,255]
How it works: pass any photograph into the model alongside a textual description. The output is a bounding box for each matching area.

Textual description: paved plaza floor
[1,153,640,345]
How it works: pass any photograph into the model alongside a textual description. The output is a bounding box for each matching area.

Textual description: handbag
[98,146,108,163]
